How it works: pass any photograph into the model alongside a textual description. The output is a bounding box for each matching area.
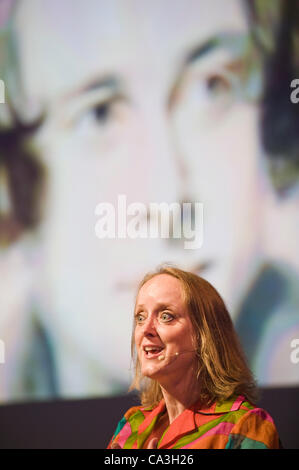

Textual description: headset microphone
[157,350,196,361]
[158,352,178,361]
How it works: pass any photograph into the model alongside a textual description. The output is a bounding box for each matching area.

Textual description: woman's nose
[142,315,158,337]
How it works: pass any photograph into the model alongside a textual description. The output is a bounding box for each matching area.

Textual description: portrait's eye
[63,86,127,136]
[90,101,112,124]
[75,98,117,132]
[205,73,233,98]
[172,65,242,128]
[198,69,240,109]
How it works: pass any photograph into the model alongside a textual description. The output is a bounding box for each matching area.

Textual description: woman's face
[134,274,197,382]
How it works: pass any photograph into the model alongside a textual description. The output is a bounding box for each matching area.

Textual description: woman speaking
[108,266,281,449]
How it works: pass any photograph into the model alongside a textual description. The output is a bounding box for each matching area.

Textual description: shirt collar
[138,394,246,449]
[197,394,245,414]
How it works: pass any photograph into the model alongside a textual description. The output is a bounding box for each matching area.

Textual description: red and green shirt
[107,394,281,449]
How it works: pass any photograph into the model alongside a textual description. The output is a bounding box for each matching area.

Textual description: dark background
[0,386,298,449]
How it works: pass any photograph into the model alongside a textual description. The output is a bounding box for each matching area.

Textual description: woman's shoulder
[193,395,281,449]
[107,403,157,449]
[123,404,149,420]
[115,402,156,429]
[218,395,281,449]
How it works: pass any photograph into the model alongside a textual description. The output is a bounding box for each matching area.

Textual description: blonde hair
[129,265,258,408]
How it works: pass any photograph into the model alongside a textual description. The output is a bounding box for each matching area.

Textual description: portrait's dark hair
[245,0,299,195]
[0,2,45,246]
[0,105,45,245]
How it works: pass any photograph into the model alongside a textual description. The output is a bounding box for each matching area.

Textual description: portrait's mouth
[143,345,164,359]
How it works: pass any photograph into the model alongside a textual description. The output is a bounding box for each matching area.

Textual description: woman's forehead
[136,274,185,306]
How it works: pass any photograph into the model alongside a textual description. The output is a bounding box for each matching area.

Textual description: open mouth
[143,346,164,359]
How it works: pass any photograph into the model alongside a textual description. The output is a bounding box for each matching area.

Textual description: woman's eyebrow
[135,302,175,312]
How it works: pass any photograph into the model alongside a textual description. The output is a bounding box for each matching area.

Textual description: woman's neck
[160,376,201,424]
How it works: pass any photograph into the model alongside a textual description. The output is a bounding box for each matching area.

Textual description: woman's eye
[135,314,145,324]
[160,312,174,322]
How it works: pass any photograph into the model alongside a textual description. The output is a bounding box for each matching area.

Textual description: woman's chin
[141,363,163,380]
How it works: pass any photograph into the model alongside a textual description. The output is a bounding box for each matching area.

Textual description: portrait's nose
[136,100,181,204]
[129,90,198,257]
